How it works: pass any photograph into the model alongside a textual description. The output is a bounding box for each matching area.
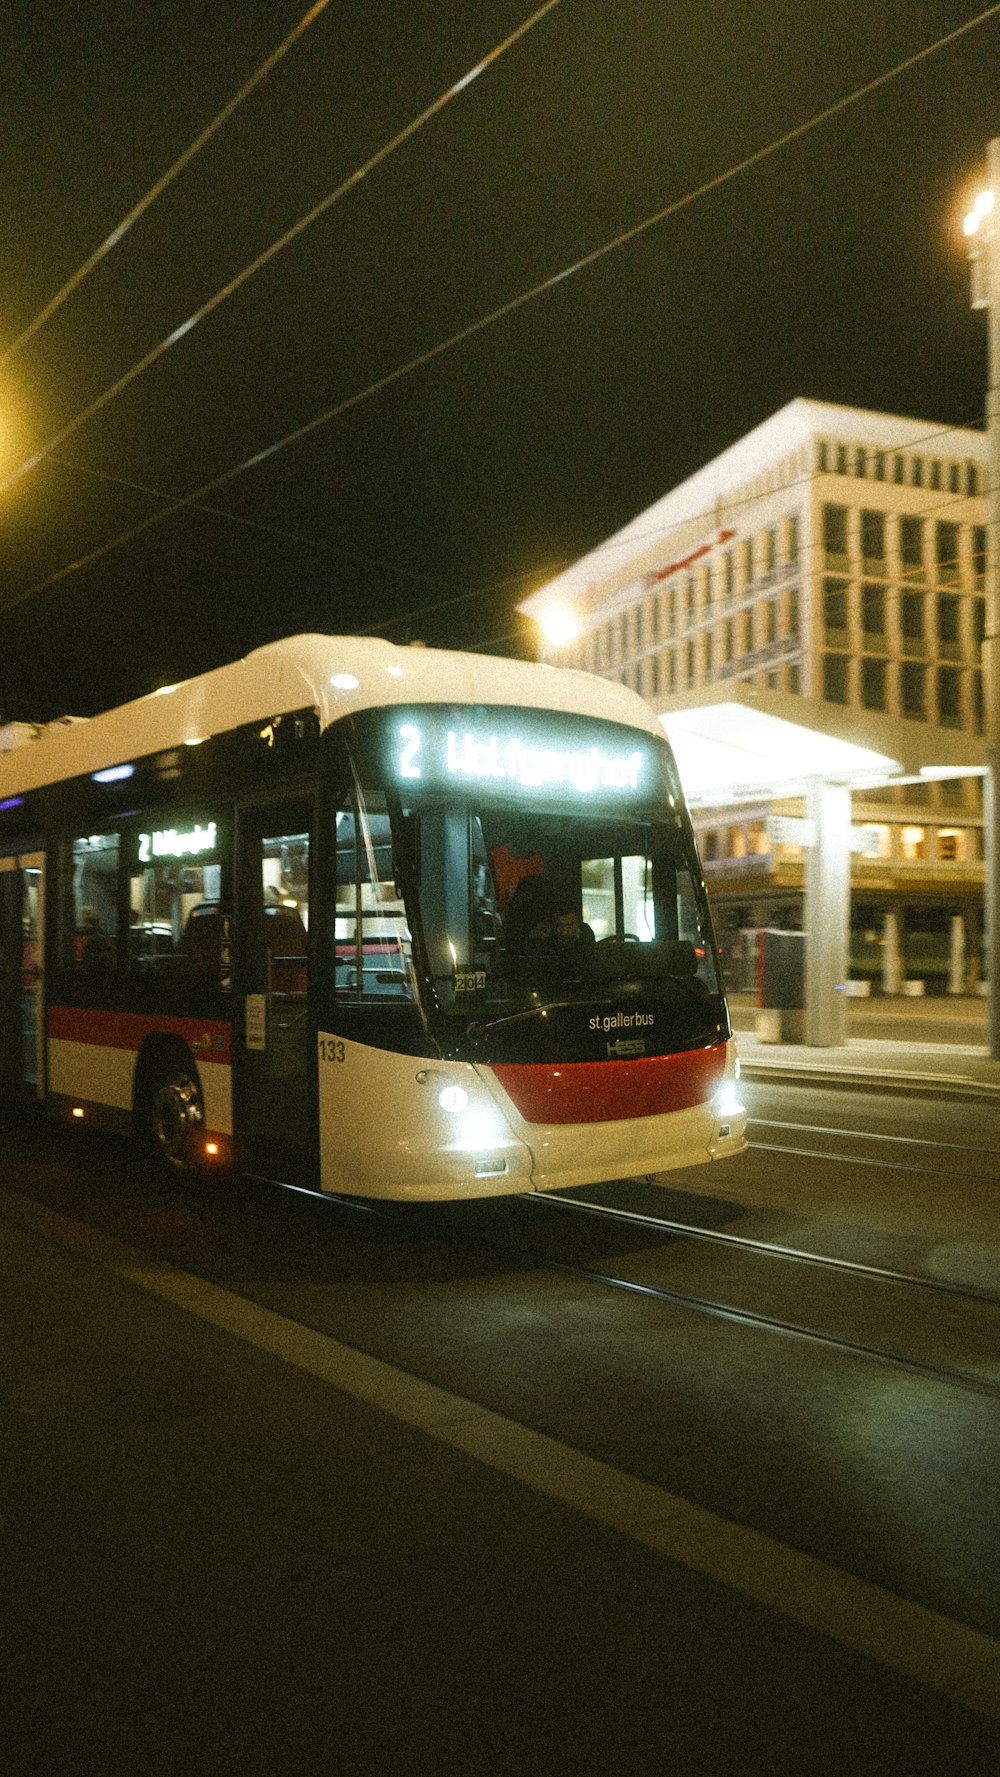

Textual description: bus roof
[0,633,664,797]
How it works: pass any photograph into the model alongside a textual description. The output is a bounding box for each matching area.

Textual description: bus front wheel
[137,1054,204,1172]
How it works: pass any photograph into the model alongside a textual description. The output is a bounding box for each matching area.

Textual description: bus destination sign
[392,714,651,801]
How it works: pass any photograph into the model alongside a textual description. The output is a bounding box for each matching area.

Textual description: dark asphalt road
[2,1093,999,1775]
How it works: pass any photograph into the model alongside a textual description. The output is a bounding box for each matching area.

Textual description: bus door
[0,853,45,1100]
[235,802,313,1181]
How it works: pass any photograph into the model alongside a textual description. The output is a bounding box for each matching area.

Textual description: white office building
[520,399,989,994]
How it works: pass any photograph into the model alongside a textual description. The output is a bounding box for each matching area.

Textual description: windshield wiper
[466,998,577,1042]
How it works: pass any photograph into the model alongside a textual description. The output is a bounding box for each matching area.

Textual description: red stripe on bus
[47,1005,232,1065]
[489,1043,728,1125]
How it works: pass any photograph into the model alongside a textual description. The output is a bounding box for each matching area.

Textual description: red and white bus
[0,634,746,1196]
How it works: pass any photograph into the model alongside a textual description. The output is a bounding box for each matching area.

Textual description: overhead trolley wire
[3,0,999,621]
[0,0,335,371]
[0,0,563,503]
[357,417,990,639]
[46,409,987,651]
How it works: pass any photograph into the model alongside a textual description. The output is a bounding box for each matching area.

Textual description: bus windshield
[341,704,726,1055]
[400,798,722,1018]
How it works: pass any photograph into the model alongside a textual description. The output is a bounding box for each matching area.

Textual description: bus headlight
[438,1084,470,1114]
[715,1080,745,1119]
[457,1107,506,1151]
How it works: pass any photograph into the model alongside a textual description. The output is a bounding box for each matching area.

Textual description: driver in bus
[504,872,594,976]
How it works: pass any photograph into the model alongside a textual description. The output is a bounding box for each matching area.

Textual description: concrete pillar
[948,914,966,995]
[882,909,902,995]
[804,777,850,1046]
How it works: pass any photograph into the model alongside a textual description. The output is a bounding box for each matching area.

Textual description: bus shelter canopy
[654,684,985,808]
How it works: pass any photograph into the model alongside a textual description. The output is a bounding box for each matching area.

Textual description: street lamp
[536,603,580,650]
[964,140,1000,1059]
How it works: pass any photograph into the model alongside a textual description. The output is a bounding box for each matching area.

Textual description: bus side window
[62,834,120,976]
[334,794,413,1001]
[129,829,223,976]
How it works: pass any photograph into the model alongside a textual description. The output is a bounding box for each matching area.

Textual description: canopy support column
[804,777,850,1047]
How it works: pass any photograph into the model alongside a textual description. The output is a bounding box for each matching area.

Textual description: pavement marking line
[4,1185,1000,1720]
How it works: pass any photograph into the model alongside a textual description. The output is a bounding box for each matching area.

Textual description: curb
[739,1060,1000,1102]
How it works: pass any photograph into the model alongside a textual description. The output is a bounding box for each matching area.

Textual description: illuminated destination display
[392,715,650,799]
[139,822,218,862]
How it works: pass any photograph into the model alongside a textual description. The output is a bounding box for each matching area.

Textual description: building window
[836,443,848,475]
[748,822,769,856]
[937,828,965,862]
[816,441,828,472]
[742,539,754,585]
[900,826,927,861]
[973,526,987,585]
[974,669,984,732]
[936,594,960,650]
[723,619,734,663]
[900,515,924,577]
[930,460,941,491]
[967,463,980,497]
[727,826,747,859]
[823,504,849,562]
[893,454,905,484]
[901,592,925,647]
[860,509,885,563]
[873,451,886,481]
[900,661,926,718]
[937,665,962,727]
[823,578,849,638]
[859,824,891,859]
[935,521,960,584]
[861,583,886,638]
[855,448,867,477]
[702,831,720,861]
[823,654,849,703]
[723,551,735,603]
[911,457,923,487]
[949,462,960,494]
[765,599,777,644]
[764,528,776,572]
[860,657,886,710]
[788,662,801,694]
[787,513,800,562]
[787,587,800,635]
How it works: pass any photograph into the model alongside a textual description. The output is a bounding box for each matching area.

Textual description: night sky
[1,0,998,720]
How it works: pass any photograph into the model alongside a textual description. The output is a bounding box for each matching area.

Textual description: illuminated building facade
[522,399,989,994]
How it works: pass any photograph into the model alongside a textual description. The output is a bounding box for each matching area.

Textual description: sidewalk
[727,994,1000,1098]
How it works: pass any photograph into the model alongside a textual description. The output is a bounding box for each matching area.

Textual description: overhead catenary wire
[3,0,999,621]
[0,0,335,370]
[0,0,563,503]
[42,412,988,669]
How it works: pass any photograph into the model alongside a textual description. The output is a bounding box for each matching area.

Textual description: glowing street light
[536,603,580,649]
[963,140,1000,1059]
